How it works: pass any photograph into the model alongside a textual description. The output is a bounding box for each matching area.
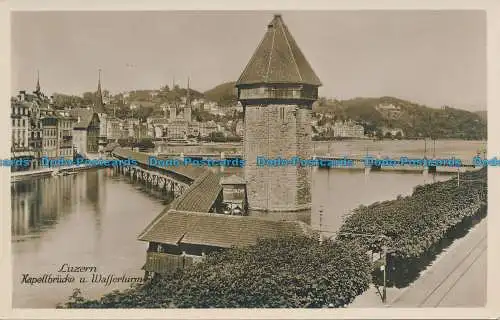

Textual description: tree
[136,106,154,122]
[60,235,372,308]
[134,138,155,150]
[82,92,95,105]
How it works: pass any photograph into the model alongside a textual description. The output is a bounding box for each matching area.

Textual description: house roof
[235,14,322,87]
[137,210,313,248]
[69,108,98,129]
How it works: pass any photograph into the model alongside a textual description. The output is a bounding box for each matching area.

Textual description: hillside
[475,110,487,122]
[203,81,237,107]
[197,81,487,140]
[313,96,486,140]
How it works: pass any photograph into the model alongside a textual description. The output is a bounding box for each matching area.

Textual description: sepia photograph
[6,7,493,314]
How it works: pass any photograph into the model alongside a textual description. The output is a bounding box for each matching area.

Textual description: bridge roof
[112,147,206,181]
[235,14,321,87]
[137,169,223,241]
[138,209,312,248]
[169,170,223,212]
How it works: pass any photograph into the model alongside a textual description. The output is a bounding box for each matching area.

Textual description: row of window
[59,148,73,156]
[43,128,58,137]
[11,107,29,116]
[239,87,317,99]
[43,139,57,148]
[11,140,28,148]
[31,132,41,139]
[12,118,27,127]
[12,129,27,139]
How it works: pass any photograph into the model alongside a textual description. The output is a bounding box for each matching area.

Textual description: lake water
[11,140,483,308]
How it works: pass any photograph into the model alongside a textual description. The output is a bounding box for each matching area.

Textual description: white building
[332,121,364,138]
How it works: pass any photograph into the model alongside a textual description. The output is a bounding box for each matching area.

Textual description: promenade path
[348,217,487,308]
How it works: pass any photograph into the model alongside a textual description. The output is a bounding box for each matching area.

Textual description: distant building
[94,70,108,152]
[332,120,364,138]
[11,98,33,170]
[133,123,148,139]
[122,118,140,138]
[184,105,192,123]
[199,120,218,138]
[376,103,402,119]
[58,116,76,160]
[382,127,405,138]
[41,116,58,158]
[169,106,177,122]
[166,120,188,140]
[154,126,164,138]
[188,121,200,137]
[106,117,124,141]
[70,108,100,155]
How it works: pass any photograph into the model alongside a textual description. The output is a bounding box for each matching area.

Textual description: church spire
[95,69,105,113]
[35,69,41,93]
[186,77,190,105]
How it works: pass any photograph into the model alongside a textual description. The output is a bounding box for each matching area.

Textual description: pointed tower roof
[95,69,105,113]
[35,70,41,93]
[236,14,322,87]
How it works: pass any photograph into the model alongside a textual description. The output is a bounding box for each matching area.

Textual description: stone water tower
[235,14,322,212]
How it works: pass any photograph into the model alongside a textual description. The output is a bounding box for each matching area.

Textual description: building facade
[41,116,58,158]
[106,117,125,141]
[70,108,100,155]
[235,14,321,212]
[332,120,365,138]
[58,116,76,159]
[11,98,33,171]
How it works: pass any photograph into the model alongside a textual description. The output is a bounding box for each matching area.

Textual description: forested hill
[203,81,237,107]
[312,96,486,140]
[201,81,486,140]
[475,110,487,122]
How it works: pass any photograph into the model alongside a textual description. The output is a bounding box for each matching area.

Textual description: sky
[11,10,486,111]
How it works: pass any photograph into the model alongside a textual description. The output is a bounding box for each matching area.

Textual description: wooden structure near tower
[235,14,322,212]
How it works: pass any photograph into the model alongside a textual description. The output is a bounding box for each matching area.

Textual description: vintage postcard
[1,0,500,319]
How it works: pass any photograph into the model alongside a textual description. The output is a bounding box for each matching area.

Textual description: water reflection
[12,169,168,308]
[11,166,451,308]
[12,170,102,240]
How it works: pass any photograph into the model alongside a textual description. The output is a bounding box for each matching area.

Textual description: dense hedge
[60,235,371,308]
[336,168,487,288]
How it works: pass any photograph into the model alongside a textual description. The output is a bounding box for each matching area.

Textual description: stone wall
[244,104,312,211]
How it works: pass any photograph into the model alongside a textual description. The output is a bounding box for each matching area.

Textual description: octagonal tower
[235,14,322,212]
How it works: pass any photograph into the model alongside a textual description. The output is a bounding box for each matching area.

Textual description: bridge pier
[111,154,192,202]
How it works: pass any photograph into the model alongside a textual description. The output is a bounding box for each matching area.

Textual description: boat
[61,171,78,176]
[167,138,200,146]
